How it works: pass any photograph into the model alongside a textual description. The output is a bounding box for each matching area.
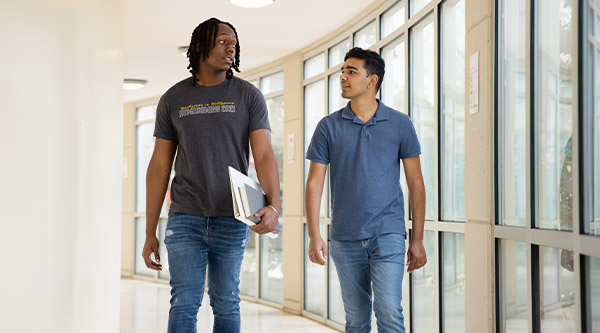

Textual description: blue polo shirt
[306,100,421,241]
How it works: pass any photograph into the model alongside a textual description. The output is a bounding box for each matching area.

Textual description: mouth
[224,57,233,65]
[341,84,350,89]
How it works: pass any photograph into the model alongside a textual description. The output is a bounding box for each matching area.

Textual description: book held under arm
[228,166,280,238]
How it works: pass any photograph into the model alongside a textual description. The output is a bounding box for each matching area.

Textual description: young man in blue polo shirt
[305,47,427,332]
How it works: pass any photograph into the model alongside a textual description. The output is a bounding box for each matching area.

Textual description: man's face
[339,57,376,100]
[202,23,237,72]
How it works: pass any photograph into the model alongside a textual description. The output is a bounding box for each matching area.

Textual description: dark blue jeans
[164,214,249,333]
[330,233,407,333]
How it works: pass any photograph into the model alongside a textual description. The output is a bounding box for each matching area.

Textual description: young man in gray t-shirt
[141,17,281,332]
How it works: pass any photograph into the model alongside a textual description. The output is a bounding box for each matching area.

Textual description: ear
[368,74,379,89]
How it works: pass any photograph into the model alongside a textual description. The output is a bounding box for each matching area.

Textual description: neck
[195,66,228,86]
[349,95,379,123]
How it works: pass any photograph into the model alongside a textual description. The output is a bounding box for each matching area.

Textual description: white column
[0,1,123,332]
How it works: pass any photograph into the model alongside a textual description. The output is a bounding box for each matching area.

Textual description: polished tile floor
[120,279,339,333]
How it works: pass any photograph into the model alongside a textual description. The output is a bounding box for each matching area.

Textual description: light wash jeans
[164,214,249,333]
[330,233,407,333]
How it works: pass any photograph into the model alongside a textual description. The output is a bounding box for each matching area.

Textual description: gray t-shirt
[154,76,270,216]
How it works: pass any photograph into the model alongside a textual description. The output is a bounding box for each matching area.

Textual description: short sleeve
[247,86,270,133]
[153,94,177,142]
[306,118,330,165]
[399,117,421,159]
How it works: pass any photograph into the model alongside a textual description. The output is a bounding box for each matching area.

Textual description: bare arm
[142,138,176,271]
[249,129,281,234]
[305,161,328,265]
[403,155,427,273]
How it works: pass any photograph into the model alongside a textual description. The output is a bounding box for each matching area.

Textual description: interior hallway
[120,279,338,333]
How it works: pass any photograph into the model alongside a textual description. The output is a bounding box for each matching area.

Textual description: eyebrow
[341,65,359,71]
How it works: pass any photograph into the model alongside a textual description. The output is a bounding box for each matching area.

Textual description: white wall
[0,1,123,332]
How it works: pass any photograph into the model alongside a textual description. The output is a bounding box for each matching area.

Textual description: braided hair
[187,17,241,84]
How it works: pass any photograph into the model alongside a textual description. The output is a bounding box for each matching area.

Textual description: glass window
[240,234,257,297]
[136,104,156,121]
[441,0,466,222]
[441,232,465,332]
[381,37,405,112]
[249,80,258,88]
[304,52,326,79]
[135,123,154,214]
[134,217,154,278]
[587,256,600,330]
[329,71,346,114]
[260,231,283,303]
[410,0,430,17]
[381,0,405,39]
[539,245,575,331]
[328,246,345,324]
[499,0,527,227]
[266,95,285,207]
[260,71,284,94]
[411,230,435,332]
[583,0,600,236]
[354,20,377,49]
[329,38,351,69]
[499,239,528,332]
[410,14,435,220]
[304,224,326,316]
[304,79,327,217]
[537,0,575,230]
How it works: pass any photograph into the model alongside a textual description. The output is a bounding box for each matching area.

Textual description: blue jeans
[330,233,407,333]
[164,214,249,333]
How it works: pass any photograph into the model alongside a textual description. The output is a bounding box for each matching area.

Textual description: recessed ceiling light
[229,0,275,9]
[178,46,188,56]
[123,79,148,90]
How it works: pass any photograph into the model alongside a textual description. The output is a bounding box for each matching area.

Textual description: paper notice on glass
[228,166,279,239]
[469,51,479,115]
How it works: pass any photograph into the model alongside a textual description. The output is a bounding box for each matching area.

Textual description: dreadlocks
[187,17,241,84]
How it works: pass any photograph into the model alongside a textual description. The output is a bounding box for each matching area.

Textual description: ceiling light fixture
[178,46,188,56]
[229,0,275,9]
[123,79,148,90]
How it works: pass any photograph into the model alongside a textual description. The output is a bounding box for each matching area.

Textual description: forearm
[408,180,426,242]
[305,183,323,239]
[254,153,281,213]
[145,163,170,237]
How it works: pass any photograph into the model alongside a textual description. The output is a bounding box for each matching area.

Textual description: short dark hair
[187,17,241,84]
[344,47,385,92]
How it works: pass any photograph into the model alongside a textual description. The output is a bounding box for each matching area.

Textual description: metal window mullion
[529,1,539,331]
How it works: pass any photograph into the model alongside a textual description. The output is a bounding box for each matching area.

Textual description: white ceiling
[123,0,375,102]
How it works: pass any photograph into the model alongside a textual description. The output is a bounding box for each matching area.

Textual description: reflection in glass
[410,0,430,17]
[134,217,154,277]
[240,233,257,297]
[412,230,435,332]
[381,0,405,39]
[381,37,405,112]
[410,14,435,220]
[499,240,528,332]
[304,224,326,316]
[329,71,346,114]
[587,256,600,331]
[499,0,527,227]
[442,232,465,332]
[583,0,600,236]
[260,230,283,303]
[354,20,377,49]
[260,71,284,94]
[328,248,345,324]
[537,0,574,230]
[266,96,285,208]
[329,38,350,68]
[158,218,170,280]
[539,246,575,331]
[305,52,326,79]
[304,79,327,217]
[441,0,465,222]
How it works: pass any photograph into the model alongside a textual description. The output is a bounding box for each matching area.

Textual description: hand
[406,240,426,273]
[142,235,162,271]
[308,235,327,266]
[249,205,279,234]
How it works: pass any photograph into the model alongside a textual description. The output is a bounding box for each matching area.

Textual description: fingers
[308,240,327,266]
[249,207,278,234]
[142,241,162,271]
[407,257,427,273]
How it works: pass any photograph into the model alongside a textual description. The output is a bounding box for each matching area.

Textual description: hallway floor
[120,278,339,333]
